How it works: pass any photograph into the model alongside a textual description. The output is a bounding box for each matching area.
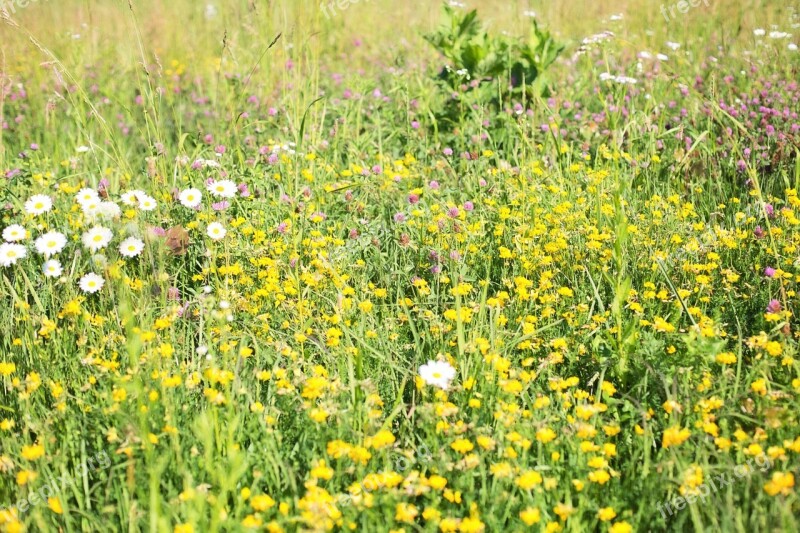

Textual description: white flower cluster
[599,73,638,85]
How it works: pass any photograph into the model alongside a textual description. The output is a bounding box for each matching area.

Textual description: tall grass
[0,1,799,532]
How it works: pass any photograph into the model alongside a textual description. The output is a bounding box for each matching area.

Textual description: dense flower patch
[0,1,799,532]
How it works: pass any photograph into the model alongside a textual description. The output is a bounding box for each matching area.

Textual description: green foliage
[422,3,565,137]
[1,1,799,532]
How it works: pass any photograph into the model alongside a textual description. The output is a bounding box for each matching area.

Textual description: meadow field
[1,0,799,531]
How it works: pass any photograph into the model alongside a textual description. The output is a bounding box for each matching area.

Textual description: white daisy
[81,226,113,252]
[99,202,121,219]
[75,188,100,205]
[119,237,145,258]
[79,272,105,294]
[206,222,227,240]
[34,231,67,257]
[120,190,145,206]
[2,224,26,242]
[179,188,203,208]
[0,243,27,267]
[42,259,63,278]
[80,199,102,218]
[206,179,238,198]
[138,195,158,211]
[24,194,53,216]
[418,360,456,390]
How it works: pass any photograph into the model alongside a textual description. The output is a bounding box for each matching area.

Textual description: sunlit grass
[0,1,799,532]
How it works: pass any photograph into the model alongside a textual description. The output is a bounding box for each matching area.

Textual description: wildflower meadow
[0,0,799,531]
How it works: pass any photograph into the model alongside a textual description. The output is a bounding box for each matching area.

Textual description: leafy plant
[422,3,565,135]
